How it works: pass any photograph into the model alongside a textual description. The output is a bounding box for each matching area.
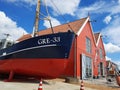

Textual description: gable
[94,33,105,53]
[94,33,100,44]
[76,17,89,36]
[77,20,97,49]
[98,36,106,55]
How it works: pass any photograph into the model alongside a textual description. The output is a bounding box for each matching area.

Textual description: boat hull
[0,32,75,79]
[0,58,68,79]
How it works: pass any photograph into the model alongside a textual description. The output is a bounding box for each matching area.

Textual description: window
[0,42,2,49]
[6,41,14,48]
[0,40,4,49]
[86,37,91,53]
[99,48,103,59]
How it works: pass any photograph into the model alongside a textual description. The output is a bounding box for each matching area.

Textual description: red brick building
[18,17,106,80]
[94,33,106,78]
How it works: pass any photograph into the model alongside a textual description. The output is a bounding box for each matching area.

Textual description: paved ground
[0,78,119,90]
[84,78,120,90]
[0,78,96,90]
[85,78,118,86]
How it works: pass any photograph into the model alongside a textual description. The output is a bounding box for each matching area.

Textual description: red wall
[75,22,96,78]
[93,37,106,76]
[63,21,106,78]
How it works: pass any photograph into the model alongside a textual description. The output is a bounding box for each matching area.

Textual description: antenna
[88,12,90,17]
[87,12,97,22]
[4,33,11,38]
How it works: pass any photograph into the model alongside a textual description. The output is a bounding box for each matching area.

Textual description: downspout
[92,56,94,79]
[74,36,77,78]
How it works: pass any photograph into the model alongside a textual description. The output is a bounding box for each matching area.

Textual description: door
[81,54,92,79]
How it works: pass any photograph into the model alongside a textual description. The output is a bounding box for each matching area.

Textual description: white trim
[76,17,89,36]
[0,44,57,57]
[96,33,101,46]
[89,18,97,47]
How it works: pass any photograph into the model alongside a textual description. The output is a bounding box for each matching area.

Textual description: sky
[0,0,120,66]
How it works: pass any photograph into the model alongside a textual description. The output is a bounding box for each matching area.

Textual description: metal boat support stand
[4,71,14,82]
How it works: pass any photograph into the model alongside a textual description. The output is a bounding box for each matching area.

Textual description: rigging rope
[41,0,54,33]
[50,0,74,32]
[44,0,50,17]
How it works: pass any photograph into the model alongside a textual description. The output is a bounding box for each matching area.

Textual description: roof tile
[17,17,87,42]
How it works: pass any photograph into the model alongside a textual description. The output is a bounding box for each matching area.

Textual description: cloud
[106,55,120,67]
[76,1,106,18]
[102,16,120,46]
[119,0,120,3]
[45,0,81,16]
[0,11,27,40]
[4,0,81,16]
[43,17,61,28]
[104,43,120,53]
[113,60,120,69]
[5,0,37,6]
[4,0,120,17]
[76,0,120,18]
[103,15,112,24]
[106,56,112,61]
[116,61,120,65]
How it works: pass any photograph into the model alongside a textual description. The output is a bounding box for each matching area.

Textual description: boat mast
[32,0,54,37]
[32,0,40,37]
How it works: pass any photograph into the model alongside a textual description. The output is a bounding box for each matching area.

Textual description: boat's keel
[4,71,14,82]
